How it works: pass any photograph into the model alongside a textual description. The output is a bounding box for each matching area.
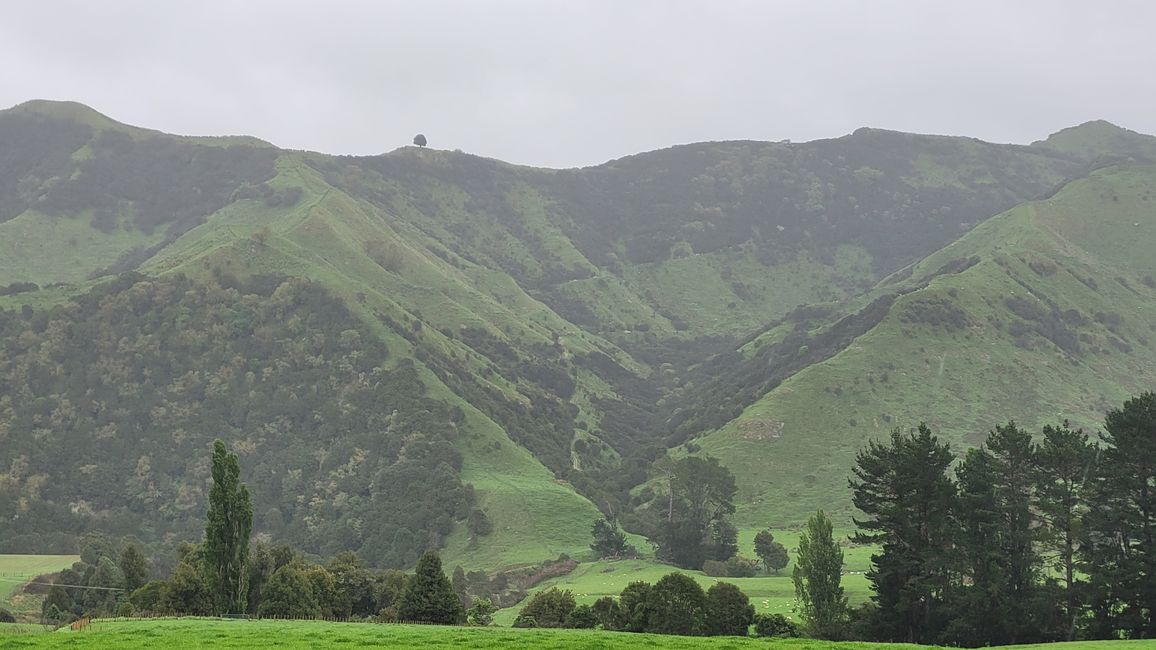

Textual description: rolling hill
[2,99,1156,569]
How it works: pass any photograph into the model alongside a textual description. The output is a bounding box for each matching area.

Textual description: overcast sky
[2,1,1154,168]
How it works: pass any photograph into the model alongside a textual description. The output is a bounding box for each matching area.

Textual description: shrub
[723,555,759,578]
[0,607,15,623]
[755,612,801,637]
[257,565,320,619]
[466,597,495,626]
[705,582,754,636]
[591,596,620,630]
[512,614,537,628]
[617,581,652,632]
[702,559,728,577]
[516,587,576,628]
[564,604,598,629]
[645,573,707,636]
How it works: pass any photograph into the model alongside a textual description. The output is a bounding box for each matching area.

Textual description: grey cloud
[2,0,1154,167]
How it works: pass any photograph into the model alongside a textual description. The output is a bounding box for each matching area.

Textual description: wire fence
[27,612,467,633]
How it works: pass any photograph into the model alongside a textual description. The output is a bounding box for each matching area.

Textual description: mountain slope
[692,163,1156,527]
[3,100,1156,567]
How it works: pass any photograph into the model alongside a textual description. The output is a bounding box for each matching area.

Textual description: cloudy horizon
[3,0,1154,168]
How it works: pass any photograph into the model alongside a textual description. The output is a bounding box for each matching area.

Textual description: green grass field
[0,555,79,601]
[0,555,78,626]
[492,533,874,626]
[6,618,1156,649]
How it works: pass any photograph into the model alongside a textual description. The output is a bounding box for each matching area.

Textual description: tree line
[841,393,1156,645]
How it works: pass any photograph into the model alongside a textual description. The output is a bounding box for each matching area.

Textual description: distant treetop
[413,134,427,147]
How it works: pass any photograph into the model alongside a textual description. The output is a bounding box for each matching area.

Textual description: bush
[512,614,537,628]
[755,612,801,637]
[705,582,754,636]
[723,555,759,578]
[646,573,707,636]
[702,559,728,577]
[0,607,15,623]
[258,565,320,619]
[591,596,620,630]
[564,604,598,629]
[515,587,576,628]
[466,597,495,626]
[116,602,135,617]
[129,581,167,613]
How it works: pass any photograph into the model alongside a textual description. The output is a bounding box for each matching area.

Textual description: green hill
[691,163,1156,528]
[2,100,1156,570]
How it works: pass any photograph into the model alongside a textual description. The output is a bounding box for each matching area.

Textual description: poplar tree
[793,510,847,639]
[204,439,253,616]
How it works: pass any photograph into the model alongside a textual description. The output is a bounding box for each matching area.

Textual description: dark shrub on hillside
[0,607,15,623]
[0,282,38,296]
[901,295,969,330]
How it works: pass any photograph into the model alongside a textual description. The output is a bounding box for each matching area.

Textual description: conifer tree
[1035,421,1096,640]
[1084,393,1156,638]
[850,424,956,644]
[396,551,464,624]
[118,543,150,593]
[955,422,1040,645]
[204,439,253,615]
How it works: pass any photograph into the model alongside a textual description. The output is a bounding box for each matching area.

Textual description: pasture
[7,618,1156,650]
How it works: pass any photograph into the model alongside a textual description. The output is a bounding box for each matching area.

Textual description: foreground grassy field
[0,618,911,648]
[8,618,1156,650]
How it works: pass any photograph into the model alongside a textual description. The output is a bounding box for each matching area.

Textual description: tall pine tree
[850,424,956,644]
[204,439,253,616]
[1084,393,1156,638]
[954,422,1040,645]
[1035,421,1096,640]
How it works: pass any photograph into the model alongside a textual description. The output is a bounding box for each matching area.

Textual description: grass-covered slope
[693,164,1156,528]
[0,555,78,622]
